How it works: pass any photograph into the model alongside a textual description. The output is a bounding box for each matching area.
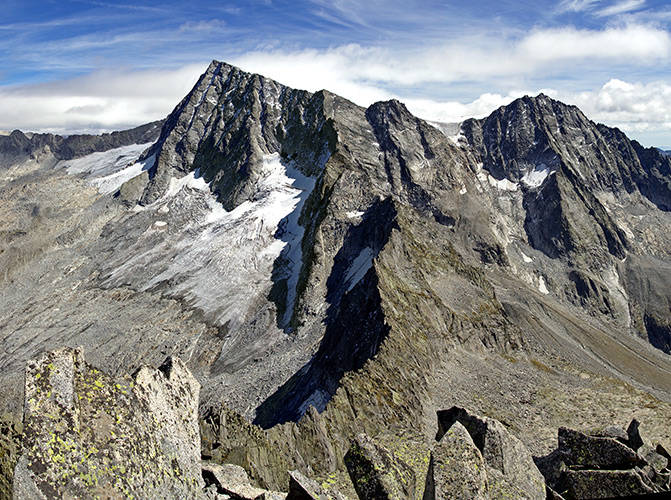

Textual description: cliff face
[1,60,671,498]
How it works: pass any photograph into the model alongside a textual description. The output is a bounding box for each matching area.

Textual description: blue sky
[1,0,670,147]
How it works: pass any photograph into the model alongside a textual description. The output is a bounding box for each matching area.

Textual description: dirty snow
[103,152,317,330]
[62,142,155,194]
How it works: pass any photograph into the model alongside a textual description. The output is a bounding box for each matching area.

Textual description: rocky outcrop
[202,462,287,499]
[12,348,205,499]
[540,420,671,498]
[428,407,545,500]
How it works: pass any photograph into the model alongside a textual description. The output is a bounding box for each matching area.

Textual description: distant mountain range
[1,60,671,499]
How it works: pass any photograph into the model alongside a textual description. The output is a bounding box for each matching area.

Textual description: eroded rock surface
[13,348,204,499]
[344,433,415,500]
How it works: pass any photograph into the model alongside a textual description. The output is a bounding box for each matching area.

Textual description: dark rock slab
[564,469,654,498]
[558,427,641,469]
[626,419,644,451]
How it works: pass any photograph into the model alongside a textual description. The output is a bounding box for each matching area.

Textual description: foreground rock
[287,470,347,499]
[423,421,488,499]
[202,462,286,499]
[13,347,204,499]
[541,420,671,498]
[344,433,415,499]
[426,407,545,500]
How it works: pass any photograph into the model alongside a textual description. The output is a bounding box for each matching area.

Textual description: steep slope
[1,61,671,497]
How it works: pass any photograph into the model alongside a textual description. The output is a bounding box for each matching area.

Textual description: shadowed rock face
[2,60,671,498]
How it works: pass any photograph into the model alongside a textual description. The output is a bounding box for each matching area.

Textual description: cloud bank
[0,23,669,146]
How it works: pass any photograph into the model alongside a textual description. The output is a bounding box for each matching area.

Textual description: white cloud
[1,23,670,147]
[594,0,646,17]
[232,24,671,90]
[557,0,602,13]
[0,64,204,134]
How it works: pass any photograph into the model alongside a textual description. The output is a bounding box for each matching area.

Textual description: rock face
[558,427,641,469]
[429,408,545,500]
[12,348,205,499]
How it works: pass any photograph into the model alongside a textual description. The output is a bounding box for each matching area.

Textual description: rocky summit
[1,60,671,499]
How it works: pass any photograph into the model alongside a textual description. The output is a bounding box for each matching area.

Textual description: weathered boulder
[564,469,653,498]
[344,433,415,500]
[436,407,546,500]
[202,462,283,499]
[422,421,488,500]
[639,443,668,472]
[558,427,641,469]
[590,425,628,443]
[12,347,205,499]
[286,470,346,500]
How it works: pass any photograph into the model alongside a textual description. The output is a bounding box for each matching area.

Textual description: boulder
[344,433,415,500]
[564,469,653,498]
[436,407,546,500]
[422,421,488,500]
[12,347,205,499]
[202,462,279,499]
[558,427,641,469]
[590,425,628,443]
[638,444,668,472]
[286,470,346,500]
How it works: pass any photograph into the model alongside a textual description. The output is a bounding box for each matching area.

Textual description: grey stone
[422,422,487,500]
[558,427,641,469]
[202,462,270,499]
[639,443,668,472]
[286,470,344,500]
[344,433,415,500]
[590,425,628,442]
[564,469,653,498]
[437,407,546,500]
[13,347,205,499]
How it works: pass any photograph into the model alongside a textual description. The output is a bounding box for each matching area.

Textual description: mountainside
[1,60,671,498]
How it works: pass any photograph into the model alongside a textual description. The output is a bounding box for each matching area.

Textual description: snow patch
[538,276,549,295]
[154,221,167,227]
[521,251,533,263]
[346,211,364,219]
[521,164,551,189]
[62,142,155,194]
[488,174,518,192]
[459,186,467,195]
